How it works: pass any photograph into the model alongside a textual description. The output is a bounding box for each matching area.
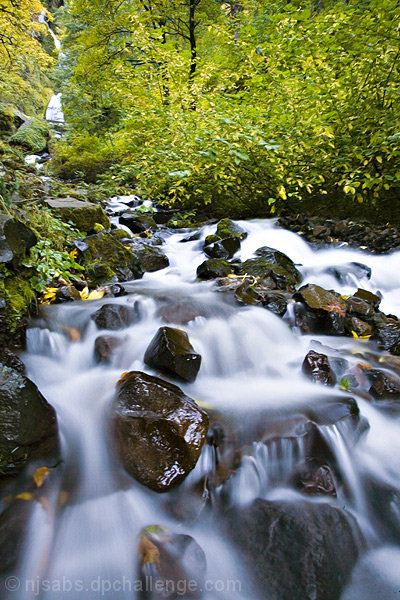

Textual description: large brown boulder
[111,372,208,492]
[46,198,110,233]
[144,327,201,383]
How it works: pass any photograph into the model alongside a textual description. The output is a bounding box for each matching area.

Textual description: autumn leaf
[16,492,34,501]
[33,466,50,488]
[351,331,371,340]
[87,289,105,300]
[80,286,90,300]
[323,302,346,317]
[139,535,160,566]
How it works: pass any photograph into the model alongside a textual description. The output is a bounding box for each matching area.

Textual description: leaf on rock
[33,466,50,488]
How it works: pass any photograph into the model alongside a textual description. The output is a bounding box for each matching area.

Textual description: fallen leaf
[139,535,160,566]
[16,492,33,501]
[88,289,105,300]
[80,286,90,300]
[33,466,50,488]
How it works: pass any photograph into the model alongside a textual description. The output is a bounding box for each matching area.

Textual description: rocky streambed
[1,206,400,600]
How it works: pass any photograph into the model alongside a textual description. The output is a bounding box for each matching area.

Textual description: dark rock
[344,316,372,337]
[91,303,139,330]
[94,335,123,364]
[302,351,336,386]
[55,285,81,302]
[157,301,205,325]
[119,211,157,233]
[46,198,110,233]
[216,218,247,240]
[138,526,206,599]
[111,371,209,492]
[0,364,59,478]
[197,258,234,280]
[294,284,346,335]
[0,349,24,373]
[144,326,201,383]
[2,218,37,256]
[180,231,201,243]
[345,296,375,319]
[363,368,400,400]
[240,248,301,290]
[371,318,400,355]
[203,238,240,260]
[260,291,289,316]
[131,243,169,272]
[293,460,337,496]
[0,500,32,579]
[153,209,175,225]
[354,288,381,308]
[225,498,364,600]
[81,232,143,283]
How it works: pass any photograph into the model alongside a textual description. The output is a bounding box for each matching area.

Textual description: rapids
[10,217,400,599]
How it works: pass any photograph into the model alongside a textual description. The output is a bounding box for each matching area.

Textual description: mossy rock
[216,218,247,241]
[81,232,143,284]
[45,198,110,233]
[9,119,50,153]
[0,271,36,335]
[197,258,234,280]
[0,105,24,138]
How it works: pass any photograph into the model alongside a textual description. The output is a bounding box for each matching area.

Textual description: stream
[7,214,400,599]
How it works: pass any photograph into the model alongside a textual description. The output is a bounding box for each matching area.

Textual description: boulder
[0,500,32,579]
[119,211,157,233]
[240,247,301,290]
[0,216,37,258]
[9,118,49,153]
[0,104,25,137]
[294,284,346,335]
[302,351,337,386]
[80,232,143,283]
[225,498,364,600]
[111,371,209,492]
[130,243,169,272]
[94,335,123,364]
[371,318,400,355]
[216,218,247,240]
[363,368,400,400]
[197,258,234,280]
[0,363,59,478]
[91,303,139,330]
[203,236,241,260]
[144,326,201,383]
[138,526,206,599]
[46,198,110,233]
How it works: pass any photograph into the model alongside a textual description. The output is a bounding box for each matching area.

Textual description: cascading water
[6,215,400,599]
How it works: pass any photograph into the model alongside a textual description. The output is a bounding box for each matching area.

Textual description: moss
[0,271,36,332]
[0,105,19,138]
[10,119,50,153]
[82,232,143,283]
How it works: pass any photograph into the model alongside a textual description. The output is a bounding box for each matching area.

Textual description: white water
[13,218,400,599]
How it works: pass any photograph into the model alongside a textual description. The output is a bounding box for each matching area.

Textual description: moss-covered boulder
[119,211,157,233]
[240,247,302,290]
[130,243,169,272]
[0,105,24,138]
[46,198,110,233]
[216,218,247,240]
[0,362,59,478]
[80,231,143,284]
[0,271,36,341]
[197,258,234,280]
[9,118,50,153]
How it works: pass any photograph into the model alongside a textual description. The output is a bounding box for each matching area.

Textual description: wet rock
[55,285,82,302]
[225,498,364,600]
[294,284,346,335]
[119,211,157,233]
[0,238,13,264]
[371,318,400,355]
[364,477,400,544]
[197,258,234,280]
[94,335,123,364]
[138,526,206,599]
[180,231,201,243]
[46,198,110,233]
[0,363,59,478]
[302,351,336,386]
[111,371,209,492]
[144,326,201,383]
[345,296,375,319]
[216,218,247,240]
[260,291,289,316]
[203,236,240,260]
[363,368,400,400]
[130,243,169,272]
[240,248,301,290]
[354,288,381,308]
[293,460,337,496]
[344,316,372,337]
[157,301,205,325]
[81,232,143,283]
[91,303,139,330]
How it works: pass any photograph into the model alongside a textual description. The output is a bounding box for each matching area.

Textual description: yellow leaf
[33,466,50,488]
[80,286,90,300]
[16,492,33,501]
[69,249,78,259]
[88,289,105,301]
[351,331,359,339]
[139,535,160,566]
[376,156,383,164]
[278,185,287,200]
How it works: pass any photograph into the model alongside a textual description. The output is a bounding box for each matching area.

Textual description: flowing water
[10,216,400,599]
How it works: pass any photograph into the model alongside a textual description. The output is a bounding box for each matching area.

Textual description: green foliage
[22,240,84,292]
[24,205,84,250]
[54,0,400,219]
